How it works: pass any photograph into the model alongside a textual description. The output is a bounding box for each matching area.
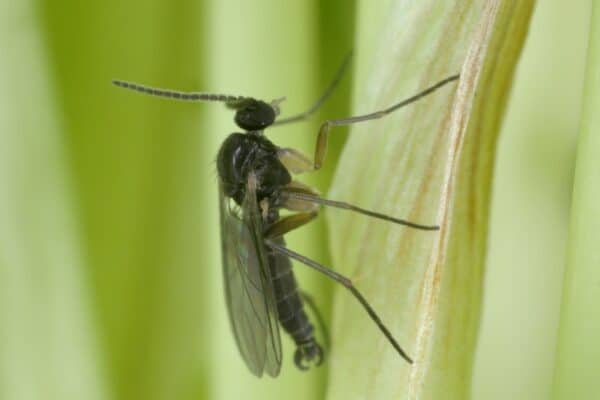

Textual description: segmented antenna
[111,80,247,103]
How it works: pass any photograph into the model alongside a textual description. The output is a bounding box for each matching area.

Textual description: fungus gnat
[113,55,458,377]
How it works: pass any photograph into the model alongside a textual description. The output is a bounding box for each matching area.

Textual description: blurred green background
[0,1,590,400]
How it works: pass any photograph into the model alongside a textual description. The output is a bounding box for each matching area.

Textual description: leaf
[552,3,600,398]
[326,2,534,399]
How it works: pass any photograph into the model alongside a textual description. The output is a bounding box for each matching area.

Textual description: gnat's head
[111,79,284,132]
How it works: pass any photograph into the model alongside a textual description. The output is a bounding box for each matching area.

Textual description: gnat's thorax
[217,133,291,206]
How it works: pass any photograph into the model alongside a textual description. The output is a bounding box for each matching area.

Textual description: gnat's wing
[218,175,282,377]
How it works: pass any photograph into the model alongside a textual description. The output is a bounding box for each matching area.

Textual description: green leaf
[326,2,533,399]
[552,3,600,399]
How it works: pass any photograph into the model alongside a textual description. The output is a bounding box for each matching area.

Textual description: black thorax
[216,132,291,206]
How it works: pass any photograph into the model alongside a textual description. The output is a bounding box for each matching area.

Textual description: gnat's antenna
[111,80,248,103]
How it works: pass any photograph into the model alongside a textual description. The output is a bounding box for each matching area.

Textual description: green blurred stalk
[39,1,210,399]
[472,2,591,399]
[552,3,600,398]
[202,2,322,398]
[0,1,107,399]
[203,1,353,399]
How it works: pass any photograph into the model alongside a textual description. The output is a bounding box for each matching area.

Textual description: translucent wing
[219,175,282,377]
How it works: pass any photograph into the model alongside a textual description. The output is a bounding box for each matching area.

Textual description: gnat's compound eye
[234,100,276,131]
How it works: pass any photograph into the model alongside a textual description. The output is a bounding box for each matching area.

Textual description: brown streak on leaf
[408,1,500,397]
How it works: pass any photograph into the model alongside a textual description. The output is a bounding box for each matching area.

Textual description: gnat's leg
[264,212,318,240]
[281,188,439,231]
[273,53,352,127]
[312,74,459,170]
[265,240,413,364]
[277,148,313,174]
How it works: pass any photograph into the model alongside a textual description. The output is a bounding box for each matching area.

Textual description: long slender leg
[266,240,413,364]
[281,189,439,231]
[313,74,459,170]
[272,52,352,127]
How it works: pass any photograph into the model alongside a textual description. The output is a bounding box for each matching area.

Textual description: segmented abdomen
[268,237,314,344]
